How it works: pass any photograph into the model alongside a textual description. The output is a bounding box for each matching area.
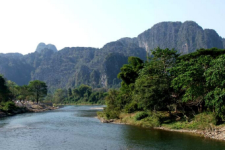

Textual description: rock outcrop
[35,42,57,53]
[137,21,224,54]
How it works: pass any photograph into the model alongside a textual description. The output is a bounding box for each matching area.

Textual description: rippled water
[0,105,225,150]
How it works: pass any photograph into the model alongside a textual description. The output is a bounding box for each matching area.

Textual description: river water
[0,105,225,150]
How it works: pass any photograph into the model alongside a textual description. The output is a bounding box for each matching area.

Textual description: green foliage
[134,112,149,121]
[105,109,120,119]
[168,122,187,129]
[51,85,107,104]
[118,56,144,86]
[104,89,121,119]
[191,112,217,129]
[142,115,161,127]
[151,47,179,73]
[104,47,225,124]
[53,89,67,104]
[0,75,11,102]
[6,80,18,100]
[164,112,217,130]
[16,85,30,101]
[133,48,177,110]
[28,80,47,103]
[124,101,138,113]
[0,101,17,113]
[170,56,207,102]
[0,77,48,106]
[205,88,225,119]
[178,48,225,61]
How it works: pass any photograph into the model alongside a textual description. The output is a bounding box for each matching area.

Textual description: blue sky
[0,0,224,54]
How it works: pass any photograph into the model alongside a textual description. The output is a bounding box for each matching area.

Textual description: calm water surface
[0,105,225,150]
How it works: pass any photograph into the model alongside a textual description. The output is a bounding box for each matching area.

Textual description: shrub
[144,116,161,127]
[104,108,120,119]
[1,101,17,112]
[134,111,149,121]
[170,122,186,129]
[190,112,217,130]
[124,101,138,113]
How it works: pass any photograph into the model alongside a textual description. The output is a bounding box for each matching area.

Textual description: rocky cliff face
[117,37,139,47]
[0,21,224,91]
[35,43,57,53]
[0,42,145,91]
[137,21,224,54]
[0,55,33,85]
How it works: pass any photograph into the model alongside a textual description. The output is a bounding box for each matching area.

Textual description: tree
[53,89,67,104]
[117,56,144,86]
[151,47,179,73]
[204,54,225,119]
[7,80,19,100]
[133,48,178,111]
[134,63,170,110]
[28,80,47,103]
[16,85,30,101]
[0,75,11,102]
[68,88,72,97]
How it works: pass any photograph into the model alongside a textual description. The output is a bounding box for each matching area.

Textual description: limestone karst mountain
[137,21,224,54]
[0,21,224,91]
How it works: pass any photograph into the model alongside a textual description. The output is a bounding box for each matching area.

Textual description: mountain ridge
[0,21,224,91]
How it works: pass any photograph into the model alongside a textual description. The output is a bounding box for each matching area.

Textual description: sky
[0,0,224,54]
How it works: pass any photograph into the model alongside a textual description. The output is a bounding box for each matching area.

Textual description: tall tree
[7,80,18,100]
[134,48,178,111]
[16,85,30,101]
[204,54,225,118]
[117,56,144,86]
[53,89,67,104]
[0,75,11,102]
[28,80,47,103]
[151,47,179,73]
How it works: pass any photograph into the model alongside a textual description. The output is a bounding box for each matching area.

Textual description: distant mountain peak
[35,42,57,53]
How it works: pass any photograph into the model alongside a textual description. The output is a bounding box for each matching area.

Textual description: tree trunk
[36,90,39,104]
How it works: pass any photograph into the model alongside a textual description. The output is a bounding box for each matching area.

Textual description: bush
[134,111,149,121]
[189,112,217,130]
[124,101,138,113]
[164,112,217,130]
[104,108,120,119]
[143,115,161,127]
[1,101,17,112]
[170,122,187,129]
[97,111,105,118]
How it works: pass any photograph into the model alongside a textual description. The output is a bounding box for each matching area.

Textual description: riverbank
[0,101,57,118]
[97,111,225,141]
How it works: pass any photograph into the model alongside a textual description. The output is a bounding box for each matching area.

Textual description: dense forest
[101,47,225,127]
[45,84,107,105]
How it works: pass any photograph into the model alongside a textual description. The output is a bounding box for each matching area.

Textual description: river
[0,105,224,150]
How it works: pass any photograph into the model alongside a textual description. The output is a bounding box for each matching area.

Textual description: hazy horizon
[0,0,224,54]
